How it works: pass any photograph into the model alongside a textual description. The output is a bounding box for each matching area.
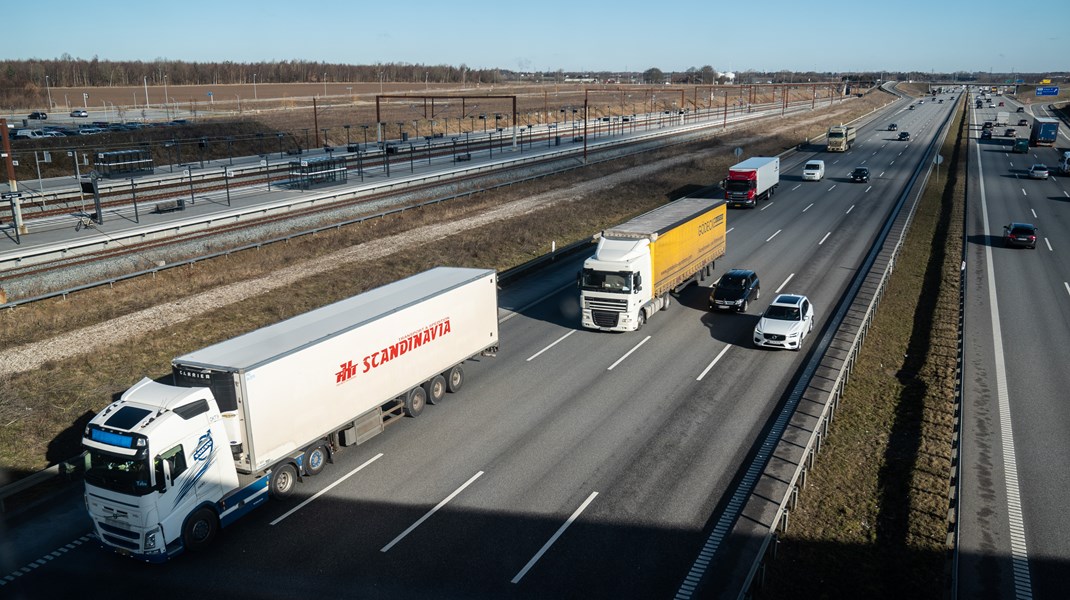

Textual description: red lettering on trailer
[335,318,452,384]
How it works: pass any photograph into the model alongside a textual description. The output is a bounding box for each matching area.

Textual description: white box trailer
[83,267,498,561]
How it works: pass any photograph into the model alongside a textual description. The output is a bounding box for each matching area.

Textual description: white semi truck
[579,196,727,332]
[82,267,499,562]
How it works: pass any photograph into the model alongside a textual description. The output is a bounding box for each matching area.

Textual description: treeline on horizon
[3,55,1059,108]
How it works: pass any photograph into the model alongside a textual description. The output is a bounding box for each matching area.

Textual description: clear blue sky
[3,0,1061,74]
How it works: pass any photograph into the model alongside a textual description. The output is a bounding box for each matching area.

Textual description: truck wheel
[636,311,646,331]
[446,365,465,393]
[404,386,427,417]
[661,294,671,310]
[182,507,219,551]
[303,444,329,476]
[271,463,298,498]
[425,375,447,405]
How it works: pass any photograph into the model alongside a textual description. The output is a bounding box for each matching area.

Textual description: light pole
[45,75,52,110]
[322,72,327,97]
[344,124,351,148]
[253,73,258,100]
[143,76,149,108]
[360,124,369,148]
[164,75,170,119]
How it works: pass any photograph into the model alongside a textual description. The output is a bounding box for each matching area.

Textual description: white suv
[753,294,816,351]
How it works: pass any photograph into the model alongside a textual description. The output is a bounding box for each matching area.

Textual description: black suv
[898,132,911,141]
[710,269,761,312]
[850,167,870,183]
[28,111,47,120]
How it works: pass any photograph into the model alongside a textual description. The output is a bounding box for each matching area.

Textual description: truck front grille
[591,310,620,328]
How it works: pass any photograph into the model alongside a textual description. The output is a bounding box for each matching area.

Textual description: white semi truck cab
[580,235,657,331]
[83,378,257,562]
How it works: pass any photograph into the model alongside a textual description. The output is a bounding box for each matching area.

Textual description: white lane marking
[880,171,886,177]
[1021,189,1027,196]
[1045,238,1052,252]
[607,336,651,370]
[1064,191,1069,198]
[818,231,831,245]
[0,535,93,587]
[765,230,781,242]
[775,273,795,294]
[1030,208,1037,219]
[1065,282,1070,297]
[791,184,801,191]
[511,491,599,584]
[527,330,577,361]
[271,453,383,526]
[697,345,732,381]
[976,138,1034,599]
[727,227,735,234]
[860,159,868,165]
[803,203,814,212]
[760,202,774,211]
[890,160,896,165]
[828,184,837,192]
[865,186,873,193]
[380,471,484,552]
[846,205,855,215]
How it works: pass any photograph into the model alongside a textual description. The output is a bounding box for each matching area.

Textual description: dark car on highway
[1003,223,1037,249]
[898,132,911,141]
[710,269,761,313]
[980,129,992,140]
[1016,106,1024,112]
[1018,118,1028,127]
[28,111,47,120]
[888,123,898,131]
[850,167,870,183]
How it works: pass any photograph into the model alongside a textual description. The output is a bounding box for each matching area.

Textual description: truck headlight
[145,527,160,550]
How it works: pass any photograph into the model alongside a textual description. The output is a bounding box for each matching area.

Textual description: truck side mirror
[634,273,642,291]
[576,271,581,287]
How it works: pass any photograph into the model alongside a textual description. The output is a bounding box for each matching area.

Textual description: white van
[1059,151,1070,175]
[802,160,825,181]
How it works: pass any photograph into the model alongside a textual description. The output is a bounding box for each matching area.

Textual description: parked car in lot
[1027,164,1049,180]
[850,167,870,183]
[898,132,911,141]
[710,269,761,312]
[1002,223,1037,249]
[802,160,825,181]
[753,294,816,351]
[70,109,89,118]
[14,129,46,139]
[28,111,47,120]
[888,123,898,131]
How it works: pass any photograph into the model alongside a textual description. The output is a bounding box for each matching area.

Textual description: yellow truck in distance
[579,197,727,332]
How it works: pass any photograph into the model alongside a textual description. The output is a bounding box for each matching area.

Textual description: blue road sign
[1036,86,1059,96]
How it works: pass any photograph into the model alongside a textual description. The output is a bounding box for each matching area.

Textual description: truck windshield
[580,269,631,293]
[85,449,155,496]
[828,132,844,139]
[725,180,755,192]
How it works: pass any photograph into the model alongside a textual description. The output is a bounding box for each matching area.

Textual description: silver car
[1027,164,1049,180]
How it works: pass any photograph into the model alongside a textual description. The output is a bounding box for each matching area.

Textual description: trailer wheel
[661,294,671,310]
[304,444,329,476]
[425,375,447,405]
[446,365,465,393]
[271,463,298,498]
[182,507,219,551]
[404,386,427,417]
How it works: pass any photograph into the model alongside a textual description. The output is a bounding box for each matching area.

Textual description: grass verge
[757,94,966,596]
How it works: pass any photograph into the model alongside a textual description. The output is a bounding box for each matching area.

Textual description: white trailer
[995,111,1009,126]
[82,267,499,562]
